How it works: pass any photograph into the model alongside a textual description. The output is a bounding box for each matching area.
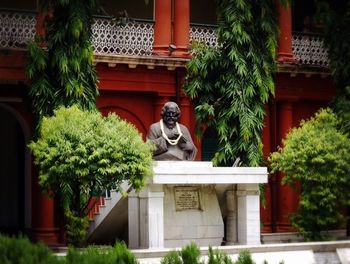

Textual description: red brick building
[0,0,334,245]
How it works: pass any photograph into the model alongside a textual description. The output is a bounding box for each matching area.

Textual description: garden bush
[269,108,350,240]
[28,105,154,246]
[66,242,137,264]
[0,234,62,264]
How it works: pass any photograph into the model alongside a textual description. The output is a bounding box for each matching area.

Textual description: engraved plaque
[174,187,201,211]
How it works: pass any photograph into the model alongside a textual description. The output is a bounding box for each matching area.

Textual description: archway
[0,104,28,235]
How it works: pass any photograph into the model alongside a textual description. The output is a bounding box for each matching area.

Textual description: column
[172,0,190,57]
[261,105,272,232]
[153,0,172,56]
[128,191,140,249]
[31,182,59,245]
[277,102,298,231]
[276,1,295,63]
[225,188,237,245]
[179,96,191,129]
[31,165,59,244]
[237,184,261,245]
[139,185,164,249]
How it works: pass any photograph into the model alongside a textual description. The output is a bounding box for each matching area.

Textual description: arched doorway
[0,105,27,235]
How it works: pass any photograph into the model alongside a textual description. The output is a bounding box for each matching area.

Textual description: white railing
[92,17,154,56]
[0,11,330,68]
[190,24,218,47]
[292,32,329,67]
[0,10,36,49]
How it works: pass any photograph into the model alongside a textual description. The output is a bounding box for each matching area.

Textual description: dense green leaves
[269,109,350,240]
[316,1,350,137]
[28,105,154,245]
[184,1,278,166]
[26,0,99,129]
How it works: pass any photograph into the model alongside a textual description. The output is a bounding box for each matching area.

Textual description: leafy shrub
[208,246,233,264]
[161,250,182,264]
[66,242,137,264]
[269,108,350,240]
[64,209,89,247]
[235,250,255,264]
[180,242,202,264]
[0,234,62,264]
[28,105,154,246]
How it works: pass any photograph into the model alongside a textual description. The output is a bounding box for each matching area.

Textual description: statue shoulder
[149,121,161,130]
[179,123,190,132]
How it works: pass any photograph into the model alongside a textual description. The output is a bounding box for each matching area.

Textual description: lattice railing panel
[190,24,218,48]
[92,18,154,56]
[0,11,36,49]
[292,32,329,67]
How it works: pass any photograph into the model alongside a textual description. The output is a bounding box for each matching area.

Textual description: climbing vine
[26,0,99,128]
[184,0,281,166]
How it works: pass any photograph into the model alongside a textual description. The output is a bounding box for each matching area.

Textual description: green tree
[28,105,154,245]
[269,108,350,240]
[26,0,99,128]
[316,1,350,136]
[184,0,279,166]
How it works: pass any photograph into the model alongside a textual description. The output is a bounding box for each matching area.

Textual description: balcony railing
[292,32,329,67]
[0,10,36,49]
[92,17,154,56]
[190,23,218,47]
[0,10,329,68]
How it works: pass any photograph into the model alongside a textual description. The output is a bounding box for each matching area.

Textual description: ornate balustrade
[0,10,36,49]
[92,17,154,56]
[0,10,330,68]
[292,32,329,67]
[189,23,218,47]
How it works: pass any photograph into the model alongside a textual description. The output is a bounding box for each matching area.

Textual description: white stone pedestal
[128,161,267,249]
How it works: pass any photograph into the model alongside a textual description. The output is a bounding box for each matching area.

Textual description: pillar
[277,1,295,63]
[237,184,261,245]
[172,0,190,57]
[261,105,272,232]
[31,173,59,245]
[225,188,237,244]
[276,101,298,231]
[153,0,172,56]
[32,191,59,245]
[138,185,164,248]
[179,96,191,129]
[128,191,140,249]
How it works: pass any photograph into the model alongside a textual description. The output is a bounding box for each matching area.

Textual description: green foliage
[28,105,154,245]
[160,242,202,264]
[180,242,202,264]
[161,251,182,264]
[316,1,350,136]
[235,250,255,264]
[208,246,233,264]
[66,242,137,264]
[0,234,62,264]
[65,209,89,247]
[26,0,99,129]
[184,1,278,166]
[269,108,350,240]
[114,242,138,264]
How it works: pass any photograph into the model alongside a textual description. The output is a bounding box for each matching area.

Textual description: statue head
[161,102,181,129]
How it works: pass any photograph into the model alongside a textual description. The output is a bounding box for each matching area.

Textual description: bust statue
[147,101,197,160]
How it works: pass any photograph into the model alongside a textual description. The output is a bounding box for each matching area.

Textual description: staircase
[86,181,130,244]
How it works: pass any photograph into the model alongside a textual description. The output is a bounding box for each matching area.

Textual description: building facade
[0,0,335,245]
